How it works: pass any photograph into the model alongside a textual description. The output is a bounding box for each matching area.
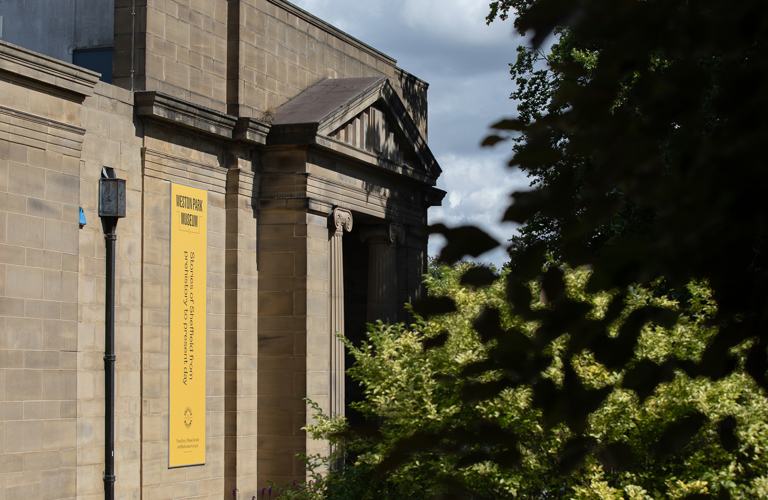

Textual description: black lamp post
[98,167,126,500]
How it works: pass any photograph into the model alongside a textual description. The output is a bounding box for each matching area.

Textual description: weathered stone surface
[0,0,443,497]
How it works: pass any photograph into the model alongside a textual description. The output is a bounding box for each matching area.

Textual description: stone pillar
[360,223,405,323]
[256,190,334,486]
[329,209,353,418]
[224,163,260,497]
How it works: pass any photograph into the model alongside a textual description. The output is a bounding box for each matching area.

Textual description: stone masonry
[0,2,444,499]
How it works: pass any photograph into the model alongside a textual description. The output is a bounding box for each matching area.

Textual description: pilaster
[256,192,332,487]
[224,162,260,498]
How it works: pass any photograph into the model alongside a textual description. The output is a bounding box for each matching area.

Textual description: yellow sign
[169,183,207,467]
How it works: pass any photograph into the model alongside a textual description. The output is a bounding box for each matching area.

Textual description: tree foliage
[501,31,656,268]
[276,264,768,499]
[406,0,768,496]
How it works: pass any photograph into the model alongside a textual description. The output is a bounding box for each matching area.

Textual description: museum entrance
[342,219,371,429]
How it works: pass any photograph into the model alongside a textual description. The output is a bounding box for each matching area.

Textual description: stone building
[0,1,444,499]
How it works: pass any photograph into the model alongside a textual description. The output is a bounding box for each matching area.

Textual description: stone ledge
[423,186,447,208]
[234,118,271,145]
[0,40,100,99]
[314,135,439,186]
[267,123,320,146]
[135,91,238,138]
[0,105,86,137]
[94,81,133,106]
[258,196,333,216]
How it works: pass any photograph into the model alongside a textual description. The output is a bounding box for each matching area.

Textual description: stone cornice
[313,135,439,186]
[423,186,447,208]
[0,40,100,100]
[135,92,273,144]
[0,104,86,137]
[267,0,397,66]
[257,197,334,216]
[395,67,429,90]
[135,91,236,139]
[234,118,271,145]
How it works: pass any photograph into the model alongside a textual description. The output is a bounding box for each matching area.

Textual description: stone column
[224,163,260,497]
[329,208,353,418]
[256,189,334,486]
[360,223,405,324]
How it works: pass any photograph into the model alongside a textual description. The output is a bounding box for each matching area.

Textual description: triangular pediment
[269,77,441,184]
[327,104,422,172]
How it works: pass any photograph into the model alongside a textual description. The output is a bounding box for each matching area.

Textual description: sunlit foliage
[275,265,768,499]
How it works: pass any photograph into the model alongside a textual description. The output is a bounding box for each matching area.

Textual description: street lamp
[98,167,125,500]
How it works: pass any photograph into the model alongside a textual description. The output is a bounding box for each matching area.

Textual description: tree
[418,0,768,497]
[274,264,768,499]
[500,31,656,269]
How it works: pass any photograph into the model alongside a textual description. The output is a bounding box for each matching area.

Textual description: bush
[275,264,768,499]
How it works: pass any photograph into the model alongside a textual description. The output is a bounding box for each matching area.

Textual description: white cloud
[297,0,511,48]
[291,0,386,36]
[399,0,511,46]
[428,151,530,266]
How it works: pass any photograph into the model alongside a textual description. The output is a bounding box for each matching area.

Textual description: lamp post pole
[103,217,117,500]
[99,170,126,500]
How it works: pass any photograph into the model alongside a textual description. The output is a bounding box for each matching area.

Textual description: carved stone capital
[329,208,353,235]
[389,224,405,244]
[360,223,405,245]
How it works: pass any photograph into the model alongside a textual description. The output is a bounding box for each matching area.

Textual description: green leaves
[473,0,768,496]
[296,263,768,499]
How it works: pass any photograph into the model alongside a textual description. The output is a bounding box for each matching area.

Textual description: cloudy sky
[290,0,531,266]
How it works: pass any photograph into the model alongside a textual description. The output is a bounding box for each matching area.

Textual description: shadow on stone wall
[397,70,429,140]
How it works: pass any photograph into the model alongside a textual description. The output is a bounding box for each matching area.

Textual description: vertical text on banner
[169,183,207,467]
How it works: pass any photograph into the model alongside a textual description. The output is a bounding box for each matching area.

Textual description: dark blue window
[73,48,113,84]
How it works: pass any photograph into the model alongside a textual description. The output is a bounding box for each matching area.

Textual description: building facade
[0,1,443,499]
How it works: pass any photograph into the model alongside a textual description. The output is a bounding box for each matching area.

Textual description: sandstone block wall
[0,0,441,496]
[231,0,429,136]
[0,44,99,500]
[141,126,230,500]
[113,0,428,137]
[231,0,392,115]
[223,163,260,496]
[256,202,330,487]
[77,82,143,500]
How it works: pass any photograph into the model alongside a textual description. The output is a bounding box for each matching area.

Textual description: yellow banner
[169,183,207,467]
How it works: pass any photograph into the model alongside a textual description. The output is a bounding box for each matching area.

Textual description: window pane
[73,48,113,84]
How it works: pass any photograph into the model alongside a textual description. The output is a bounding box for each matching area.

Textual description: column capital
[360,223,405,245]
[329,208,353,235]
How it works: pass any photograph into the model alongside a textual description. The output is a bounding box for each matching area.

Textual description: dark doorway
[343,220,370,429]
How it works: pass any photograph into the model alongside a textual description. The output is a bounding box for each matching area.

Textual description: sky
[289,0,532,266]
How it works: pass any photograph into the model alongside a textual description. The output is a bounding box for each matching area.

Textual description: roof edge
[267,0,397,66]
